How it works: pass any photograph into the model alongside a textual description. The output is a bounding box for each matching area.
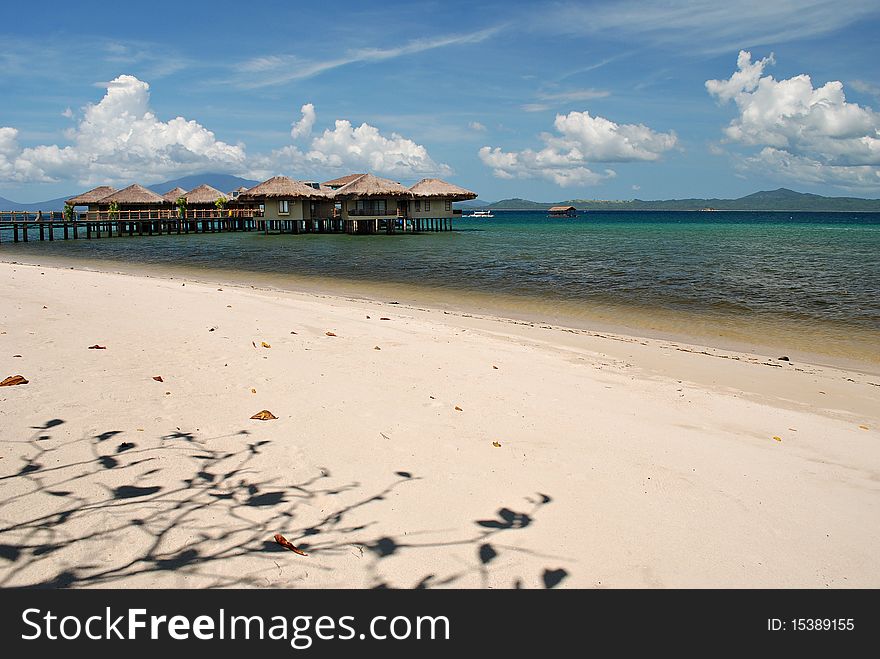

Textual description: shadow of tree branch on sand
[0,419,569,589]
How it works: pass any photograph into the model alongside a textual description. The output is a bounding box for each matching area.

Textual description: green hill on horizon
[462,188,880,212]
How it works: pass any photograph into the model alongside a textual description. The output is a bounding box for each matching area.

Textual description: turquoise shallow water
[3,210,879,366]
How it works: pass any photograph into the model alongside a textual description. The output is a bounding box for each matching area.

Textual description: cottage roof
[331,173,411,198]
[238,176,328,199]
[161,187,188,202]
[322,173,366,188]
[183,184,227,205]
[97,184,166,205]
[66,186,117,206]
[409,178,477,201]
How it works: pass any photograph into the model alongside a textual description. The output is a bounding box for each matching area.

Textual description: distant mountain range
[3,178,879,212]
[458,188,880,212]
[0,174,259,211]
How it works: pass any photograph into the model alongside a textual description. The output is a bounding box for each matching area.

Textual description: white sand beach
[1,260,878,588]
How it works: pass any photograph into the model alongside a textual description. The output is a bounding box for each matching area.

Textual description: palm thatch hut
[331,174,413,220]
[238,176,331,222]
[548,205,577,218]
[408,178,477,218]
[97,184,167,207]
[183,184,227,207]
[161,187,188,203]
[66,186,117,211]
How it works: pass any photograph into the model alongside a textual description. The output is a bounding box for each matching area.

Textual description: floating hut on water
[548,205,577,218]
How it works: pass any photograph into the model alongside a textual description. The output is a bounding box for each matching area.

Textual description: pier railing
[78,208,264,221]
[347,209,398,217]
[0,209,263,222]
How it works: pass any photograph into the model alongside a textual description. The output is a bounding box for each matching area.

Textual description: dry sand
[0,260,878,588]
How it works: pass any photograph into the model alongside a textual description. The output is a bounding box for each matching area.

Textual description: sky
[1,0,879,203]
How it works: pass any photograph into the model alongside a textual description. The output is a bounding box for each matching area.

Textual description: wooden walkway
[0,210,458,243]
[0,210,259,243]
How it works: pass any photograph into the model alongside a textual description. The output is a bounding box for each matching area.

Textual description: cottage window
[415,200,421,212]
[445,200,452,211]
[376,199,386,214]
[278,200,289,214]
[424,200,430,212]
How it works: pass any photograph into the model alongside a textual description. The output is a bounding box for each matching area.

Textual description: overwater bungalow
[95,184,168,218]
[331,173,413,233]
[161,187,188,203]
[548,205,577,218]
[9,172,476,242]
[408,178,476,221]
[238,176,333,232]
[66,186,117,213]
[183,184,226,207]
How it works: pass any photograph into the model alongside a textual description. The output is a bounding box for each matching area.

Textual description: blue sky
[1,0,879,202]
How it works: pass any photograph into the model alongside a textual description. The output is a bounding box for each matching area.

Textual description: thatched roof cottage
[331,174,412,220]
[407,178,477,219]
[67,186,117,210]
[238,176,332,222]
[97,184,167,208]
[183,184,227,207]
[161,187,188,203]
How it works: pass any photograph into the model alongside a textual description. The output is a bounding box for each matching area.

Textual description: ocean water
[3,211,879,369]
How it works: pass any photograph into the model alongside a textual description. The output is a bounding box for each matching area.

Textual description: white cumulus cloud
[290,103,316,139]
[706,51,880,188]
[0,74,246,185]
[260,106,452,179]
[478,110,677,187]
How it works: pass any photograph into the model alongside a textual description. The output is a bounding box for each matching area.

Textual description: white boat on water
[466,210,494,218]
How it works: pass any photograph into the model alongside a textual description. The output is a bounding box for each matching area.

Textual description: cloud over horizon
[254,104,452,180]
[707,51,880,188]
[479,110,677,187]
[0,75,246,186]
[0,78,451,187]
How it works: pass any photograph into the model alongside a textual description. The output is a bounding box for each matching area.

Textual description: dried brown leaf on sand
[251,388,257,394]
[325,332,337,337]
[273,533,307,556]
[251,410,278,421]
[374,346,381,350]
[492,441,502,447]
[261,342,271,349]
[455,406,463,411]
[0,375,28,387]
[380,317,391,321]
[88,345,106,350]
[152,376,164,382]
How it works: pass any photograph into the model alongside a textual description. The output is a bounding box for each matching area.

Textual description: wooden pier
[0,210,261,244]
[0,209,458,243]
